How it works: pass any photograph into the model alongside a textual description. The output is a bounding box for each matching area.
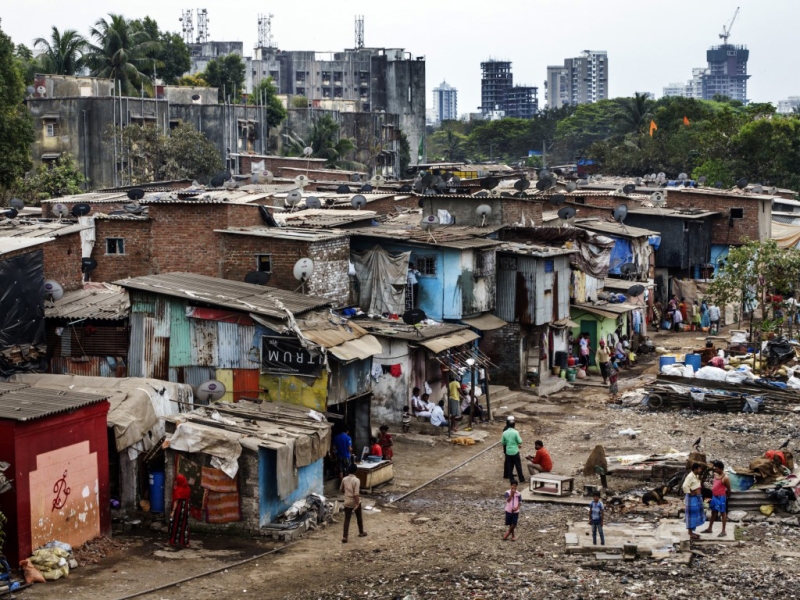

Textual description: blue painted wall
[259,449,324,526]
[350,238,466,321]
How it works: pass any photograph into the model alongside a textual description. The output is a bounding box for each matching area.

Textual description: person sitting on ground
[369,436,383,458]
[429,400,449,429]
[461,391,486,422]
[525,440,553,476]
[378,425,393,460]
[401,406,411,433]
[596,340,611,385]
[701,460,731,538]
[411,387,429,417]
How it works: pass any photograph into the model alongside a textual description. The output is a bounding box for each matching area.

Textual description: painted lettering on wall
[260,336,323,377]
[51,470,71,511]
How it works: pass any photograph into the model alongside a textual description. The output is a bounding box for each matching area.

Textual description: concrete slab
[692,525,737,543]
[520,487,587,505]
[565,519,690,556]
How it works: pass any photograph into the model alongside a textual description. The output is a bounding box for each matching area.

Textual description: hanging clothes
[389,364,402,378]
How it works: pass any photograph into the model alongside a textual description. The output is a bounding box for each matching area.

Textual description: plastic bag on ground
[695,366,728,382]
[20,559,46,584]
[42,541,72,553]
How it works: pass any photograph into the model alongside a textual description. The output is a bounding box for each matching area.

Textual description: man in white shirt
[430,400,448,428]
[707,304,721,334]
[411,387,432,418]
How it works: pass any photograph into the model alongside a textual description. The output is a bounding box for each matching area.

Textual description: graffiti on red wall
[51,470,71,511]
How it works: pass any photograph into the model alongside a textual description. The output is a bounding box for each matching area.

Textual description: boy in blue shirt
[589,491,605,545]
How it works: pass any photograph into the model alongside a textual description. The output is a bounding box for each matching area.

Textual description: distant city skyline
[2,0,798,112]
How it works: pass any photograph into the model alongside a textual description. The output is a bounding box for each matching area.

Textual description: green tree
[428,128,467,162]
[615,92,654,135]
[0,20,34,194]
[554,99,621,160]
[107,120,222,184]
[13,43,37,85]
[283,114,365,171]
[177,72,206,87]
[34,27,87,76]
[86,14,158,95]
[203,54,245,103]
[398,132,411,176]
[131,17,190,85]
[247,78,287,129]
[13,153,85,203]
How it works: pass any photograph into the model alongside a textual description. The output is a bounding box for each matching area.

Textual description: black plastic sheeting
[0,249,45,350]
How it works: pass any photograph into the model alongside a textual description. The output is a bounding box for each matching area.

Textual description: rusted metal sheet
[141,316,156,378]
[328,358,371,405]
[127,313,145,377]
[169,299,192,367]
[169,366,215,387]
[238,325,261,369]
[190,318,218,366]
[48,356,127,378]
[153,296,171,337]
[151,336,169,380]
[47,324,129,357]
[495,256,517,322]
[130,291,157,314]
[233,368,264,401]
[216,322,240,369]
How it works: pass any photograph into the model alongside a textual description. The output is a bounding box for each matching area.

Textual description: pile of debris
[261,493,333,541]
[72,535,130,565]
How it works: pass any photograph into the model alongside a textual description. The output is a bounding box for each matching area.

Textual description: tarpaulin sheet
[0,249,45,351]
[509,228,614,278]
[771,221,800,249]
[351,245,411,316]
[168,422,243,479]
[608,237,634,275]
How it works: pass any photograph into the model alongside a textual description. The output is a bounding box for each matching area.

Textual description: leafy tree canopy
[203,54,245,103]
[13,153,85,203]
[130,17,190,85]
[247,78,287,129]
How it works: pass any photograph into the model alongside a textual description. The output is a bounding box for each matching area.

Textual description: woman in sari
[169,474,191,548]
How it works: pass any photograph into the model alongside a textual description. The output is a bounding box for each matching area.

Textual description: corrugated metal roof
[574,219,658,238]
[347,225,500,250]
[462,313,507,331]
[0,385,108,421]
[41,192,128,204]
[0,237,54,255]
[141,190,269,204]
[216,226,349,242]
[274,209,377,228]
[0,382,29,395]
[419,330,480,354]
[45,284,130,321]
[0,221,91,239]
[115,273,332,319]
[627,207,720,219]
[327,334,382,361]
[355,319,469,341]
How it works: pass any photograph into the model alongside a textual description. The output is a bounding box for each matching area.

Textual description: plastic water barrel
[149,471,166,513]
[659,355,677,372]
[554,351,568,369]
[685,354,702,371]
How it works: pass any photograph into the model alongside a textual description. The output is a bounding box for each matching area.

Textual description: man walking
[333,428,353,483]
[502,417,525,483]
[596,340,611,385]
[707,303,721,335]
[340,464,367,543]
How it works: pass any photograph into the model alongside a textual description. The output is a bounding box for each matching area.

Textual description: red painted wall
[0,401,110,564]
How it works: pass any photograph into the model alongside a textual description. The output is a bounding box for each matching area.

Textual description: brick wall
[480,323,523,389]
[221,233,351,305]
[280,167,353,183]
[43,233,83,290]
[91,219,152,283]
[357,194,419,216]
[666,190,766,245]
[503,198,544,226]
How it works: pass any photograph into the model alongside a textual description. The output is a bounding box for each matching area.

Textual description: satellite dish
[714,181,723,189]
[44,280,65,301]
[352,174,362,183]
[302,146,313,156]
[258,205,278,227]
[751,184,763,194]
[620,263,637,277]
[421,173,436,188]
[71,203,91,217]
[1,208,18,219]
[36,85,46,95]
[336,185,351,194]
[698,175,707,185]
[557,206,576,221]
[650,191,666,207]
[127,188,145,201]
[305,196,322,209]
[513,179,531,192]
[399,184,413,193]
[622,184,636,195]
[448,175,461,186]
[474,190,490,198]
[417,198,425,208]
[370,174,386,186]
[613,204,628,223]
[26,86,34,95]
[480,177,499,190]
[402,308,426,325]
[627,284,646,297]
[499,191,512,198]
[293,258,314,281]
[549,194,566,206]
[191,93,201,101]
[294,174,310,188]
[576,179,588,187]
[359,184,374,192]
[566,182,577,193]
[210,174,226,187]
[678,173,688,181]
[736,178,748,189]
[252,170,274,184]
[286,191,303,206]
[223,179,238,190]
[476,204,492,227]
[81,257,97,273]
[768,186,778,195]
[123,203,144,214]
[351,195,367,209]
[535,177,554,191]
[52,203,70,218]
[10,198,25,210]
[244,271,271,285]
[539,169,551,179]
[421,214,440,232]
[196,379,227,403]
[634,177,643,186]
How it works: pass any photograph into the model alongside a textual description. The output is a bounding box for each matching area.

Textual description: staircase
[487,385,535,421]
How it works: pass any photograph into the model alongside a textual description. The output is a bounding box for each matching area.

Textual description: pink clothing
[505,490,521,513]
[712,475,727,496]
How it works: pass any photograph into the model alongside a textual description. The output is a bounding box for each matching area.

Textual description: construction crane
[719,6,740,44]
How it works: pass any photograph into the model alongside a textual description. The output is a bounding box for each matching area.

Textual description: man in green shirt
[502,418,524,483]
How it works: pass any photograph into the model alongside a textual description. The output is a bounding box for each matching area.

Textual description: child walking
[589,491,605,545]
[401,406,411,433]
[503,479,522,541]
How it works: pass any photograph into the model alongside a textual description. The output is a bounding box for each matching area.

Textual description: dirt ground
[17,327,800,600]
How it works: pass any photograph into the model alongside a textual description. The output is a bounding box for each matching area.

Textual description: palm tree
[86,14,158,95]
[616,92,654,134]
[283,114,366,171]
[34,27,87,76]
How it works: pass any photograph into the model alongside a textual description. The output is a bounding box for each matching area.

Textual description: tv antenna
[257,13,274,48]
[719,6,740,44]
[179,9,194,45]
[196,8,209,44]
[355,15,365,49]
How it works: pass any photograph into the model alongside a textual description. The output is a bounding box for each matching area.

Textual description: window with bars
[106,238,125,254]
[46,122,60,137]
[417,256,437,276]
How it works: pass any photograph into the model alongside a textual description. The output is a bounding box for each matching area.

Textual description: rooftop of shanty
[497,240,577,258]
[0,237,54,255]
[45,283,131,321]
[626,207,720,219]
[141,189,273,204]
[573,218,660,239]
[114,272,332,319]
[578,179,782,201]
[0,381,109,421]
[272,208,377,228]
[346,213,502,249]
[215,226,350,242]
[352,318,471,341]
[0,220,92,238]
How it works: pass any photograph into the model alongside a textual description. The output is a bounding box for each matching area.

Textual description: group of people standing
[573,332,623,396]
[654,296,720,334]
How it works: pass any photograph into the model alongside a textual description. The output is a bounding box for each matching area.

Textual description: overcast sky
[3,0,797,113]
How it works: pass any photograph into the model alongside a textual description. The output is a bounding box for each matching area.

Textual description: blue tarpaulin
[648,235,661,250]
[607,237,634,275]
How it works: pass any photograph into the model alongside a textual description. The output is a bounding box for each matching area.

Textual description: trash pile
[19,541,78,584]
[264,493,333,538]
